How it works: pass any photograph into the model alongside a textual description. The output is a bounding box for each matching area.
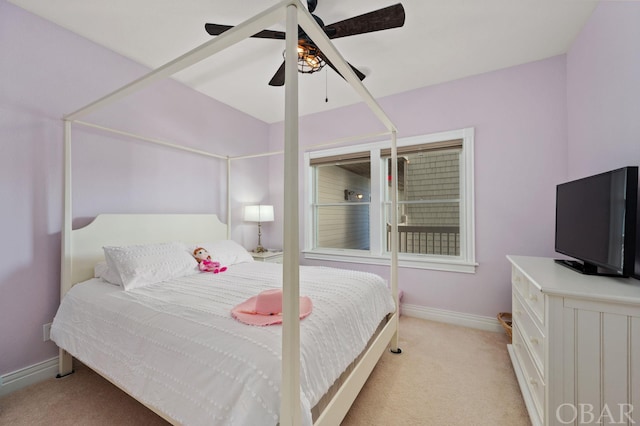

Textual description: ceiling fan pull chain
[325,68,329,103]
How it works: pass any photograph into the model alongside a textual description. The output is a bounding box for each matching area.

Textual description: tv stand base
[554,259,624,277]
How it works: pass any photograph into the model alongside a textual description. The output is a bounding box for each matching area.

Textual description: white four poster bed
[53,1,402,425]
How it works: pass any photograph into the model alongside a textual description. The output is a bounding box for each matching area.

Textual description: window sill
[303,249,477,273]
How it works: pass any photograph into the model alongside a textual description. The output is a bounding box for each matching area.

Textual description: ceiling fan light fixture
[283,42,326,74]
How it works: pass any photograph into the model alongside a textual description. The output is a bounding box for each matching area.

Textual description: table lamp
[244,205,274,253]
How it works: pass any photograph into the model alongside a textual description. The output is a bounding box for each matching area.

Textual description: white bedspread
[51,262,395,425]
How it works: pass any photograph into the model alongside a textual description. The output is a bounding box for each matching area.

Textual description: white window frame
[304,127,476,273]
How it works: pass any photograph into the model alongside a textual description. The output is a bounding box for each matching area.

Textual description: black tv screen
[555,166,638,276]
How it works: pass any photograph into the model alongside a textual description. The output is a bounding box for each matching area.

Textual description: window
[304,128,476,273]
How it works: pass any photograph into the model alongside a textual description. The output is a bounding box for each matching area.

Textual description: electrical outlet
[43,323,52,342]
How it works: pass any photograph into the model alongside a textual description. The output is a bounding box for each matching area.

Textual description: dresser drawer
[513,292,545,377]
[512,323,545,422]
[512,268,528,298]
[527,285,544,324]
[512,267,544,325]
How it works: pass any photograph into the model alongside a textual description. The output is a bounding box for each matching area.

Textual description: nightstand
[250,251,283,263]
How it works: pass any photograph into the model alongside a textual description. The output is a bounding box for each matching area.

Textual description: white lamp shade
[244,205,274,222]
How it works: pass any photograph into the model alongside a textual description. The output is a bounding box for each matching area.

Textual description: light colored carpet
[0,316,529,425]
[342,316,529,426]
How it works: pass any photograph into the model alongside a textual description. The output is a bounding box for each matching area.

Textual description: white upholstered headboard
[63,214,228,294]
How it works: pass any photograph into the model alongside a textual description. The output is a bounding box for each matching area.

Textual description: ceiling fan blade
[348,63,366,81]
[325,3,405,39]
[307,0,318,14]
[319,52,366,82]
[204,23,232,36]
[268,62,286,86]
[205,23,285,39]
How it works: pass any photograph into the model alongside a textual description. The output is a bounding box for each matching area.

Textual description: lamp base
[253,223,268,254]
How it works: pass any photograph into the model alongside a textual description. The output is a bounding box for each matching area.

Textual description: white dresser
[507,256,640,426]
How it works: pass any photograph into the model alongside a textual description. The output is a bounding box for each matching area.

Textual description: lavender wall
[268,56,568,318]
[0,1,269,376]
[566,1,640,179]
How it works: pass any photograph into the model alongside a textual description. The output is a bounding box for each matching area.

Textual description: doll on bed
[193,247,227,274]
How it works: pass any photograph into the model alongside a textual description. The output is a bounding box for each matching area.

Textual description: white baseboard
[401,303,504,333]
[0,356,59,397]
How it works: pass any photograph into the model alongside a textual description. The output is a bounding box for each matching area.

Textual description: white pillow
[93,261,122,286]
[192,240,254,266]
[103,242,198,291]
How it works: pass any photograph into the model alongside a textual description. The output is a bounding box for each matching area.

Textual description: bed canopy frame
[60,1,401,424]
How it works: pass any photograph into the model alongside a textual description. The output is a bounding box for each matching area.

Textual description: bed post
[58,119,74,377]
[389,129,402,354]
[292,0,402,356]
[226,157,232,239]
[280,2,302,425]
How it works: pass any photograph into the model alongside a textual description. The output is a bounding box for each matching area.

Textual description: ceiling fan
[205,0,405,86]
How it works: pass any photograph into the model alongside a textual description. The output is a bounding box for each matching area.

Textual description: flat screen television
[555,166,638,277]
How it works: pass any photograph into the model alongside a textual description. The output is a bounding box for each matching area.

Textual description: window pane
[316,162,370,203]
[387,150,460,201]
[316,205,370,250]
[314,160,371,251]
[386,203,460,255]
[386,149,461,256]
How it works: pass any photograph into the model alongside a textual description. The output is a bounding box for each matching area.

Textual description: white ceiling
[8,0,598,123]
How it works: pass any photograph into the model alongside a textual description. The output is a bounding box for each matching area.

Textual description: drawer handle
[515,309,523,317]
[528,294,538,302]
[530,337,539,345]
[529,377,539,386]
